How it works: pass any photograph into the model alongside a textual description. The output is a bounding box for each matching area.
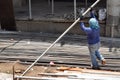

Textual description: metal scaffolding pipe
[21,0,101,76]
[28,0,32,20]
[85,0,88,8]
[48,0,51,5]
[74,0,77,20]
[51,0,54,14]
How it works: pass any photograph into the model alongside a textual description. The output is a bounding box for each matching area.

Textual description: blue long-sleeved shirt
[80,12,100,45]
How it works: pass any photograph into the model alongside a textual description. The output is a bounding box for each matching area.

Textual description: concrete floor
[0,31,120,80]
[0,31,120,70]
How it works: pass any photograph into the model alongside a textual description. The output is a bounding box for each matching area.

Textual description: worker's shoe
[101,59,106,65]
[92,67,101,70]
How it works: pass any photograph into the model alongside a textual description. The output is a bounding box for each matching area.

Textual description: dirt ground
[0,61,120,80]
[0,61,58,77]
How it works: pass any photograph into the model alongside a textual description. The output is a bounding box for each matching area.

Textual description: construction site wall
[13,0,106,36]
[1,0,120,37]
[16,20,106,36]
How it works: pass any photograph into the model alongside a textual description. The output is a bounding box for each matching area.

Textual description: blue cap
[89,18,99,29]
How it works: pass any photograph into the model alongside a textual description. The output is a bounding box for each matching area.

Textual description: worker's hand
[90,8,93,12]
[80,22,84,26]
[90,8,96,18]
[80,16,84,20]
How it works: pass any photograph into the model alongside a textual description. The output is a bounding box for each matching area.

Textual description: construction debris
[0,62,120,80]
[15,66,120,80]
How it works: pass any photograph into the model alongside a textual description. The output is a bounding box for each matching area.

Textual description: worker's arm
[90,9,96,19]
[80,22,92,34]
[90,12,96,18]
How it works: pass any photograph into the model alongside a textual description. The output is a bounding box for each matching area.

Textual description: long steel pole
[21,0,100,76]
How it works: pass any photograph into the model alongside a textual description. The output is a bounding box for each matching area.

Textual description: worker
[80,9,106,70]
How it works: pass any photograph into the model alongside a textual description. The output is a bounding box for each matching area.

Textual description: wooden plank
[16,76,79,80]
[38,73,77,77]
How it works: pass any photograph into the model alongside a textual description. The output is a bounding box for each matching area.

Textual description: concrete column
[0,0,16,31]
[106,0,120,37]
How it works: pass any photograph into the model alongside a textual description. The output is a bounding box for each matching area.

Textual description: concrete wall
[16,20,106,36]
[106,0,120,37]
[13,0,27,7]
